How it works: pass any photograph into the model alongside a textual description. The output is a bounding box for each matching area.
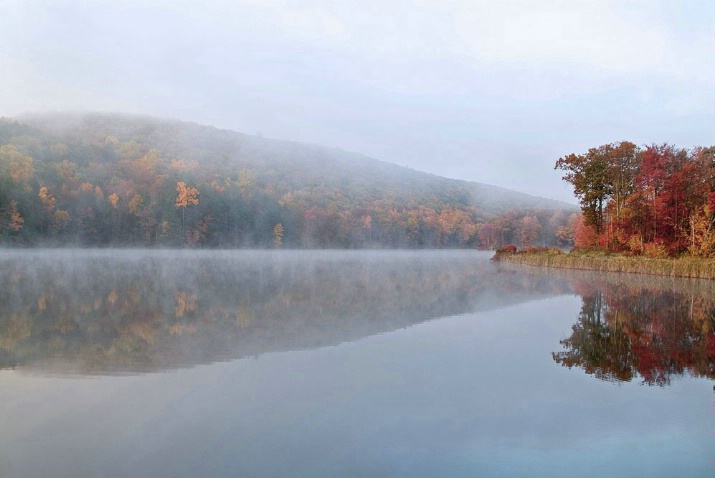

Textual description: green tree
[555,147,612,235]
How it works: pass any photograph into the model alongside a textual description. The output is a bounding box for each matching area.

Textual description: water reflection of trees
[553,278,715,386]
[14,252,712,383]
[0,251,563,375]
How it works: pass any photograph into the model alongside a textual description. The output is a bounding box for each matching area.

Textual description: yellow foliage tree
[273,223,284,248]
[175,182,199,234]
[0,200,24,234]
[8,201,23,232]
[108,193,119,209]
[0,145,34,184]
[38,186,56,211]
[128,194,144,216]
[237,168,256,193]
[688,206,715,257]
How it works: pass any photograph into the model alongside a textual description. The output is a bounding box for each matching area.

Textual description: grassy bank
[492,248,715,280]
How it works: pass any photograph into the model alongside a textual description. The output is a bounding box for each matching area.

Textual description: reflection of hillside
[0,250,568,375]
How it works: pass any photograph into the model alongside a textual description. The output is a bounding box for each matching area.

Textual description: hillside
[0,113,576,248]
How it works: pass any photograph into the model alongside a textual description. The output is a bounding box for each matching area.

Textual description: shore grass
[492,248,715,280]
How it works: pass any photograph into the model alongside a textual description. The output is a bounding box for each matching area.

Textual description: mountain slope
[23,112,570,211]
[0,112,576,247]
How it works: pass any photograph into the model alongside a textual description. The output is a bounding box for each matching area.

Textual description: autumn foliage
[556,142,715,257]
[0,115,576,248]
[554,282,715,385]
[175,182,199,209]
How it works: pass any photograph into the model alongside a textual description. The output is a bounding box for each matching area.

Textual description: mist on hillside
[0,113,577,249]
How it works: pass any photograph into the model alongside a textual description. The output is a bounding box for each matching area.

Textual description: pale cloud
[279,8,346,37]
[216,0,714,99]
[0,53,139,115]
[450,1,668,73]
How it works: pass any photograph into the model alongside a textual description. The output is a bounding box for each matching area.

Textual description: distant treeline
[0,115,575,248]
[556,141,715,257]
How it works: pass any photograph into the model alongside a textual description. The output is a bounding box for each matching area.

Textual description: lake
[1,249,714,477]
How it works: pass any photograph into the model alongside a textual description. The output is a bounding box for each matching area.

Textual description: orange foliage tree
[573,214,597,249]
[175,182,199,236]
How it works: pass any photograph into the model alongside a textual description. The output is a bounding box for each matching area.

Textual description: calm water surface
[1,250,714,477]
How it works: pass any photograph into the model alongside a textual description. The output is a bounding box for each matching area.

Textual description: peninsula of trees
[494,141,715,279]
[555,141,715,257]
[0,113,576,248]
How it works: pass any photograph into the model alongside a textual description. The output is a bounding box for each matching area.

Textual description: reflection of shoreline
[0,250,570,376]
[536,264,715,386]
[497,260,715,298]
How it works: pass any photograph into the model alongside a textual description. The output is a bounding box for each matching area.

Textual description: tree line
[556,142,715,257]
[0,117,576,248]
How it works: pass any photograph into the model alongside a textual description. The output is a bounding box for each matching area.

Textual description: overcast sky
[1,0,713,202]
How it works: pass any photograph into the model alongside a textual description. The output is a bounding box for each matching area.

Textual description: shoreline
[492,250,715,280]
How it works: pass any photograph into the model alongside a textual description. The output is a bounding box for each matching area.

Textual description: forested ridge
[0,113,575,248]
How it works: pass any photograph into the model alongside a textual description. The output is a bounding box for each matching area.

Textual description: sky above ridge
[1,0,713,202]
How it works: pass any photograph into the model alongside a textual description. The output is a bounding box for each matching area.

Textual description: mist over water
[0,249,507,374]
[2,249,591,375]
[1,250,714,477]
